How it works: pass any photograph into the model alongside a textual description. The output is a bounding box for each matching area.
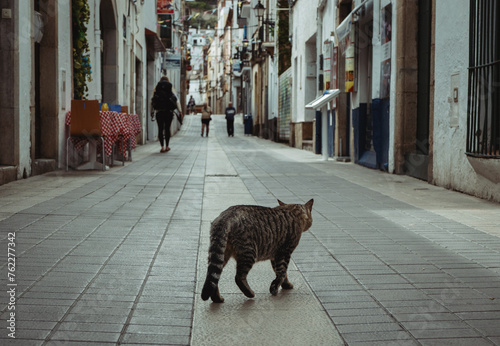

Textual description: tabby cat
[201,199,314,303]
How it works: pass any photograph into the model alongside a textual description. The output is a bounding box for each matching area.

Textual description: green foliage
[186,1,213,11]
[72,0,92,99]
[189,15,218,30]
[277,0,291,75]
[186,1,217,29]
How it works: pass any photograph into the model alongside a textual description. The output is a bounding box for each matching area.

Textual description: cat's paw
[211,295,225,303]
[236,278,255,298]
[269,281,280,296]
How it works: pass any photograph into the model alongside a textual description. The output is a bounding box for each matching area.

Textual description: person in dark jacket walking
[225,102,236,137]
[151,76,182,153]
[187,96,196,114]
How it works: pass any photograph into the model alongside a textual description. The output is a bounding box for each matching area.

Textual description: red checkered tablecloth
[66,111,121,157]
[128,114,141,150]
[66,111,142,159]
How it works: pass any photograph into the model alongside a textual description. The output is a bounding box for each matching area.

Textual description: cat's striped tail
[201,219,228,302]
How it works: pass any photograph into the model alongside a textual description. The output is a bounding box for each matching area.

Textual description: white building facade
[307,0,500,202]
[0,0,165,185]
[290,0,320,149]
[433,0,500,202]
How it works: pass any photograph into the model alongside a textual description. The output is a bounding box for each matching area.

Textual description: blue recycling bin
[244,114,253,135]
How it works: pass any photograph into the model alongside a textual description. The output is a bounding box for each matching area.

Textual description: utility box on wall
[449,72,460,128]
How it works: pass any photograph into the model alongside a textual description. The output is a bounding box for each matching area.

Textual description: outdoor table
[65,110,140,169]
[113,112,141,161]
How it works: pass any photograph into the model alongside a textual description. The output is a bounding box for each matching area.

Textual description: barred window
[467,0,500,157]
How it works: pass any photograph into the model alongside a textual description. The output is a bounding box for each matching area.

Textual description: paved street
[1,114,499,345]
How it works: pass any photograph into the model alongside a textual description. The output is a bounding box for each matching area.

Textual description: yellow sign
[345,44,354,93]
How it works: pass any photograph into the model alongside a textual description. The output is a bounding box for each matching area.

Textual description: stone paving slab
[192,133,343,346]
[0,114,499,345]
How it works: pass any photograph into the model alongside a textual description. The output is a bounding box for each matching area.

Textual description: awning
[145,28,166,53]
[335,0,372,43]
[305,89,341,110]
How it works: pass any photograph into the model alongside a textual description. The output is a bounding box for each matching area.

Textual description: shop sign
[380,4,392,99]
[157,0,174,14]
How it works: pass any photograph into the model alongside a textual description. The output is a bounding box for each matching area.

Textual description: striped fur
[201,199,314,303]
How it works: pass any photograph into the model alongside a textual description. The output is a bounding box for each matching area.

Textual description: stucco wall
[18,1,32,178]
[0,0,161,183]
[58,0,152,166]
[291,0,319,123]
[58,1,73,167]
[433,0,500,202]
[387,0,398,173]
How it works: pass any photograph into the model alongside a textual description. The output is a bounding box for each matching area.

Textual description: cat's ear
[305,199,314,211]
[277,199,286,206]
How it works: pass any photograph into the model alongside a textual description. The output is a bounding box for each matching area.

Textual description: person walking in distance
[225,102,236,137]
[201,103,212,137]
[151,76,183,153]
[187,96,195,114]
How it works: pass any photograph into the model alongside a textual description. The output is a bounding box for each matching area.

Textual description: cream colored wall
[18,1,33,178]
[433,0,500,202]
[291,0,319,123]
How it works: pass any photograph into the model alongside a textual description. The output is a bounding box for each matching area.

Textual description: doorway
[100,0,118,104]
[405,0,432,180]
[34,0,58,165]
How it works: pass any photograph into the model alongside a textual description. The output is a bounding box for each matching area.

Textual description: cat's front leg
[271,259,294,290]
[281,274,294,290]
[270,254,291,295]
[270,278,284,295]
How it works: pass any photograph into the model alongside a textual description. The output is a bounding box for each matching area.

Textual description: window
[467,0,500,157]
[159,14,172,48]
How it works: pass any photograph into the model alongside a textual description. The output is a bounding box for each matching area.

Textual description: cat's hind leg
[205,247,232,303]
[270,254,291,295]
[210,286,224,303]
[235,253,256,298]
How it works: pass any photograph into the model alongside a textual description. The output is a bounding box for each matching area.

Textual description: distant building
[187,28,215,106]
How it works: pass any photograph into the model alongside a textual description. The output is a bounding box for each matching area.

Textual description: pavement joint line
[297,221,429,345]
[192,130,345,345]
[117,132,206,345]
[0,214,76,270]
[0,214,108,316]
[214,122,499,345]
[0,176,136,261]
[38,216,116,344]
[217,134,407,344]
[40,146,198,344]
[190,135,209,346]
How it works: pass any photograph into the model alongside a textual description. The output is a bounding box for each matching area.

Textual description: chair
[66,100,106,171]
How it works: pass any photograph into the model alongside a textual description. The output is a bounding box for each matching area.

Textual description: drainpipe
[318,0,328,160]
[317,3,323,158]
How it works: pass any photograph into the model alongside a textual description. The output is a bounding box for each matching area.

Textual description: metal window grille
[467,0,500,157]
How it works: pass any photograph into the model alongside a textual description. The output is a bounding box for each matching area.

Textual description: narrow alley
[1,115,499,345]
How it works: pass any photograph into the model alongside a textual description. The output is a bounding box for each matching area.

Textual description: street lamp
[253,0,265,21]
[253,0,275,26]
